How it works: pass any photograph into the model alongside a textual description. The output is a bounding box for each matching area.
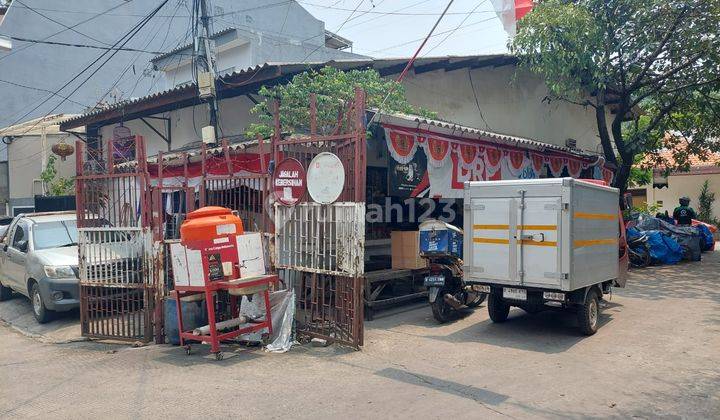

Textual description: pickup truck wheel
[488,293,510,323]
[0,281,12,301]
[30,282,53,324]
[577,289,599,335]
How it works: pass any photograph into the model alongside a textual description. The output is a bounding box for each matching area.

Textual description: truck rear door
[517,196,562,288]
[469,197,516,284]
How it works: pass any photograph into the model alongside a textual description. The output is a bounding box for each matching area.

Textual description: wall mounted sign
[307,152,345,204]
[272,158,306,206]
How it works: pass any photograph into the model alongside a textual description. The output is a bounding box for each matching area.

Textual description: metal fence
[275,202,365,277]
[272,89,367,348]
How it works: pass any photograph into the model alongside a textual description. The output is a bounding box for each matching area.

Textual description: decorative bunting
[425,137,451,168]
[548,156,565,177]
[505,150,529,177]
[530,152,545,177]
[385,128,418,164]
[567,158,583,178]
[458,143,479,170]
[602,167,615,185]
[484,147,503,177]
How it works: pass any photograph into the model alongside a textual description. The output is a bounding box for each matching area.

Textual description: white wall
[401,66,607,154]
[645,173,720,219]
[98,64,608,157]
[8,133,76,199]
[99,95,258,157]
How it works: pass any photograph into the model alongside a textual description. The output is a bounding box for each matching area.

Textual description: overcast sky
[299,0,510,58]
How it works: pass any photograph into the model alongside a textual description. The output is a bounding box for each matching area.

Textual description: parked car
[0,211,79,323]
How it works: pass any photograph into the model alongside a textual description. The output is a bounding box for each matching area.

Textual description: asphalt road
[1,251,719,419]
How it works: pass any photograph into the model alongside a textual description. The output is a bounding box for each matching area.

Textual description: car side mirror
[16,240,28,253]
[2,244,7,252]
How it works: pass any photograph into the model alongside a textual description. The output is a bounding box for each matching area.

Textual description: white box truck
[463,178,627,335]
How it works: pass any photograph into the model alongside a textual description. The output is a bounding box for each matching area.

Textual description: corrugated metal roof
[375,111,596,158]
[0,114,84,136]
[150,27,237,64]
[60,54,516,130]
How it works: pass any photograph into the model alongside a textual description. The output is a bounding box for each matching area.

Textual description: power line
[0,0,135,63]
[0,78,89,108]
[7,0,172,139]
[0,35,165,54]
[421,0,488,57]
[298,0,366,63]
[298,1,491,16]
[14,0,113,47]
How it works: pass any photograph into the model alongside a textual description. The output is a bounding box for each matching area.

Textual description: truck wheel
[577,288,599,335]
[488,293,510,323]
[0,281,12,301]
[30,282,53,324]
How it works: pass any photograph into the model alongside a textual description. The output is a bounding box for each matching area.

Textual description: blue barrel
[164,297,208,345]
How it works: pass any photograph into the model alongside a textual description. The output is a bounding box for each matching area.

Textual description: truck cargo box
[463,178,619,292]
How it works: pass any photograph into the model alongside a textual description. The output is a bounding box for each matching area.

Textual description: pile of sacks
[627,214,715,265]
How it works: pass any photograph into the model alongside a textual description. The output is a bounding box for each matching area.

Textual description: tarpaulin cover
[644,230,682,265]
[695,223,715,252]
[635,215,703,261]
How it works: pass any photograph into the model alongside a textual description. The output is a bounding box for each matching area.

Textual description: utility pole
[195,0,219,144]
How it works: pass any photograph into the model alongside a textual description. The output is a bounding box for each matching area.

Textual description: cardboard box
[391,231,425,270]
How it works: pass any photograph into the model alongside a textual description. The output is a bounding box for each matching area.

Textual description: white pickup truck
[0,211,80,323]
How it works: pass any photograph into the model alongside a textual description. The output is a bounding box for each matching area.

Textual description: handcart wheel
[185,346,192,355]
[215,352,224,361]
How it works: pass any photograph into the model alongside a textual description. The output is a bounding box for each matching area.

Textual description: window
[32,220,78,250]
[11,222,27,250]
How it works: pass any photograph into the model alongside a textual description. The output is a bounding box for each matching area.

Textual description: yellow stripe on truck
[473,238,558,247]
[574,238,618,248]
[575,212,617,220]
[473,224,557,230]
[473,238,510,245]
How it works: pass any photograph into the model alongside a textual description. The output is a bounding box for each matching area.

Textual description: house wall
[97,64,609,157]
[6,133,76,212]
[401,66,607,153]
[645,173,720,219]
[0,0,362,128]
[99,95,257,156]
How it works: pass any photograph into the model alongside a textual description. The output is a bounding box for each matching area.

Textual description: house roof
[374,111,597,160]
[324,30,352,50]
[648,147,720,176]
[150,27,237,64]
[0,114,84,137]
[60,54,517,131]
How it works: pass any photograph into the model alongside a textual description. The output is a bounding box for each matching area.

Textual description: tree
[697,180,718,225]
[40,155,75,196]
[245,67,434,138]
[511,0,720,195]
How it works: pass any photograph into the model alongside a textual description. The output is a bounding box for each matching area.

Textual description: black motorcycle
[420,219,486,323]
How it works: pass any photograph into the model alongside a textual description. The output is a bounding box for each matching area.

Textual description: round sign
[272,158,306,206]
[307,152,345,204]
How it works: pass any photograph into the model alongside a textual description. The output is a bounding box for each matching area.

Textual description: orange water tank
[180,206,244,243]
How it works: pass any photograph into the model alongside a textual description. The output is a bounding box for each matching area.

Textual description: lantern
[51,141,74,161]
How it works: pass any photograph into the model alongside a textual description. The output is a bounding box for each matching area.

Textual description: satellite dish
[307,152,345,204]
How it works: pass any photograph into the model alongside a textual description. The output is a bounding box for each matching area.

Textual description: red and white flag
[491,0,534,37]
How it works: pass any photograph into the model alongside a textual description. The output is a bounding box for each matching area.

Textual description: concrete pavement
[1,251,719,419]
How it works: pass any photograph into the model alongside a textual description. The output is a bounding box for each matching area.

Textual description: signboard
[111,125,136,162]
[273,158,306,206]
[389,148,427,197]
[307,152,345,204]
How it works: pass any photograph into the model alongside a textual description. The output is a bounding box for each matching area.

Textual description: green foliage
[245,67,435,138]
[622,201,661,219]
[512,0,720,192]
[697,180,719,225]
[40,155,75,196]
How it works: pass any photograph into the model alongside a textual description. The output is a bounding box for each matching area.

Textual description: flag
[491,0,534,37]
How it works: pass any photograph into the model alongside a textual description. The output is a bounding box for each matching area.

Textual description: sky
[298,0,511,58]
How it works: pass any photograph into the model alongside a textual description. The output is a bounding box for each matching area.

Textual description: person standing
[673,197,697,226]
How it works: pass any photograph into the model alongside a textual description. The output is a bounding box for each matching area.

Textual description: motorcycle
[420,219,487,323]
[627,232,651,268]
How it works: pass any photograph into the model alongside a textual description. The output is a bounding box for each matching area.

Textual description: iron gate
[273,89,367,348]
[75,137,158,342]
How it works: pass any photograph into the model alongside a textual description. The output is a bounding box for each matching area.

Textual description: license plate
[424,275,445,287]
[503,287,527,301]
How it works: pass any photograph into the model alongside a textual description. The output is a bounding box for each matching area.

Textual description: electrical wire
[421,0,488,57]
[0,36,164,54]
[298,1,488,16]
[298,0,366,63]
[0,0,135,63]
[14,0,113,47]
[6,0,172,142]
